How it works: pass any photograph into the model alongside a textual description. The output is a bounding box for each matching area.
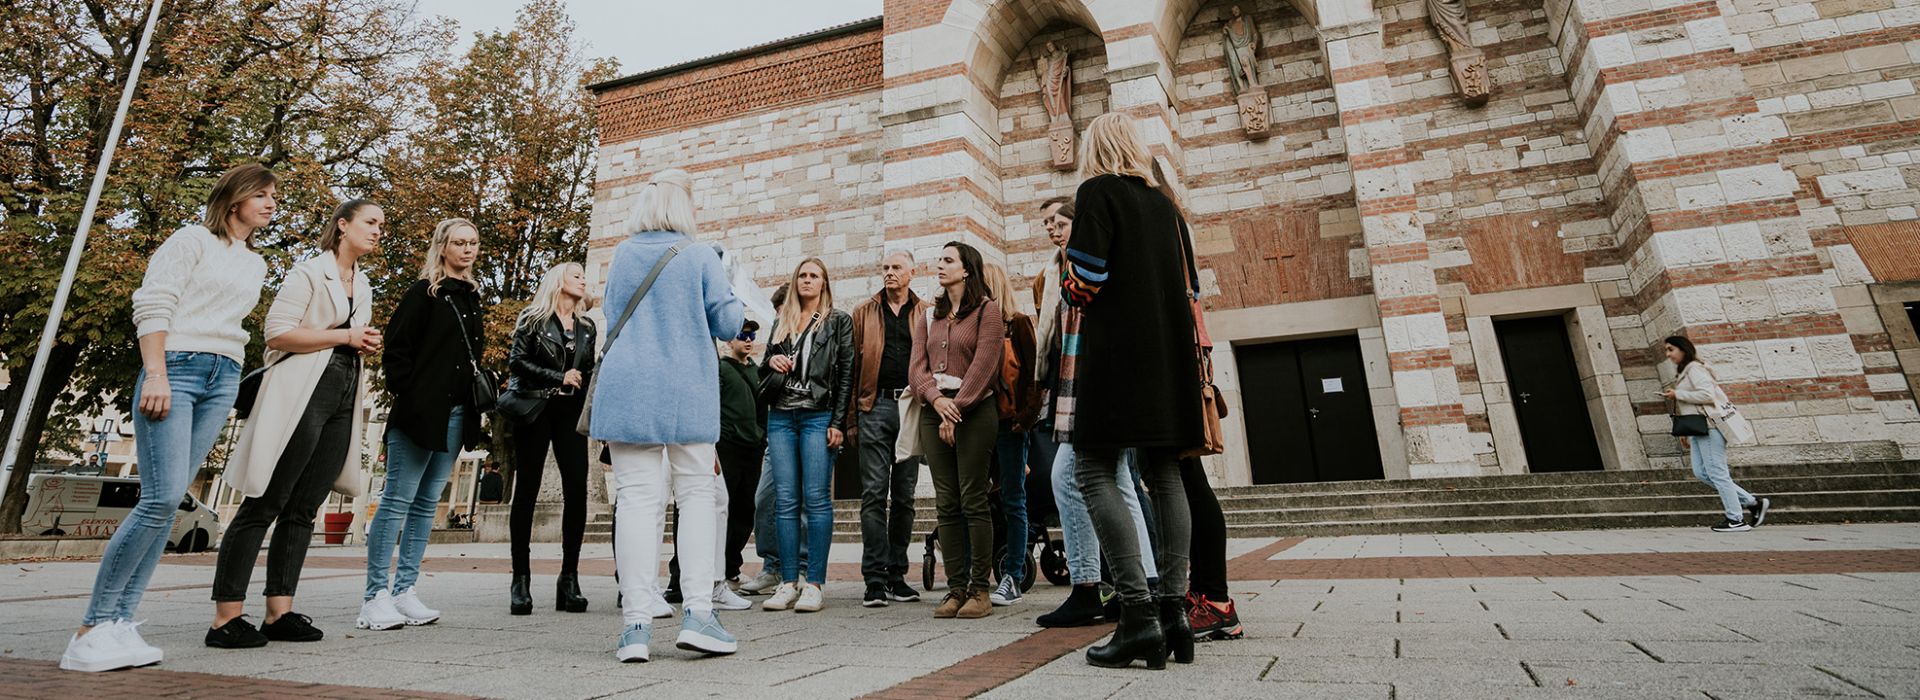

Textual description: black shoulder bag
[448,294,499,413]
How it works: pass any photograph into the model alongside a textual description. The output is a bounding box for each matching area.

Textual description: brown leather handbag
[1178,216,1228,458]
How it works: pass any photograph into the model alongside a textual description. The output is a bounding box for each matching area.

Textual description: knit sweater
[588,231,745,446]
[130,225,267,362]
[909,299,1005,412]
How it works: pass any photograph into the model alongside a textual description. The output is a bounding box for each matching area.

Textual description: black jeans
[1181,457,1229,601]
[670,438,763,589]
[857,400,918,586]
[511,393,589,576]
[923,399,999,592]
[212,353,358,602]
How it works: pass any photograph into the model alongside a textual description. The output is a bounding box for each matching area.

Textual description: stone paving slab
[1275,524,1920,560]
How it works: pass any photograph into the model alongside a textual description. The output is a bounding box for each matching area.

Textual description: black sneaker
[1036,584,1108,628]
[1748,497,1770,527]
[205,615,269,648]
[663,587,682,604]
[1711,519,1752,533]
[1099,584,1120,621]
[261,612,324,642]
[863,584,889,608]
[885,580,921,603]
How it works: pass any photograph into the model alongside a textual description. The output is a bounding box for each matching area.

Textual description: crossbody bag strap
[445,294,483,370]
[602,242,685,351]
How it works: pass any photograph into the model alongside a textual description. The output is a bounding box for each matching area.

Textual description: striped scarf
[1051,304,1084,443]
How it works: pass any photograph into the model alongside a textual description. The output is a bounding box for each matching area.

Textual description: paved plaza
[3,524,1919,698]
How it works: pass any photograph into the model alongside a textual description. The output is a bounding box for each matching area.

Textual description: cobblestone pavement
[2,524,1917,699]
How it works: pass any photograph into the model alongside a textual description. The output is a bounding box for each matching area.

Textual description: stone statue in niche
[1425,0,1492,105]
[1222,5,1271,138]
[1037,41,1076,169]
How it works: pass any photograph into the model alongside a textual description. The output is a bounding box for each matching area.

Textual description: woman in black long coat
[1059,113,1204,670]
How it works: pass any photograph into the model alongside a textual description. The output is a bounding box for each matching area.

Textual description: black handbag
[233,354,292,421]
[1671,414,1709,437]
[448,296,499,413]
[496,389,549,424]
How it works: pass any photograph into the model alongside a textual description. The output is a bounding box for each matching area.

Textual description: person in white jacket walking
[205,199,382,648]
[1661,335,1769,533]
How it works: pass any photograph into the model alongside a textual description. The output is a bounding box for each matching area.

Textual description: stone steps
[589,461,1920,543]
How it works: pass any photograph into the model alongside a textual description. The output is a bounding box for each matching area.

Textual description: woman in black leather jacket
[502,262,598,615]
[757,257,853,612]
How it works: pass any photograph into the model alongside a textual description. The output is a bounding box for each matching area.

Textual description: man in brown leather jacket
[846,251,927,607]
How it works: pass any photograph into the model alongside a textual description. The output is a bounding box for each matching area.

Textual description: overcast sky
[412,0,881,77]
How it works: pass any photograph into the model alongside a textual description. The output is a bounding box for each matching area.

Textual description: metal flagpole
[0,0,168,494]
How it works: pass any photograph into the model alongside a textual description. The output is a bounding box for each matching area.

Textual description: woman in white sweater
[205,199,383,648]
[1661,335,1769,533]
[62,164,276,673]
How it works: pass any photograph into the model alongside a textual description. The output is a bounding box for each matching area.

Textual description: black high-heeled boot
[1086,601,1167,669]
[1159,594,1194,664]
[509,573,532,616]
[557,572,589,613]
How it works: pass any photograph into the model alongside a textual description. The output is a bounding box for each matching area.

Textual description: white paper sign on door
[1321,377,1343,393]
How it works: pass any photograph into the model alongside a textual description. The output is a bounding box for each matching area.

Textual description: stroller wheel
[1020,547,1039,592]
[1041,538,1070,586]
[922,531,940,592]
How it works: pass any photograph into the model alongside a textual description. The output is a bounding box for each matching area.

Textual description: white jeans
[611,442,720,624]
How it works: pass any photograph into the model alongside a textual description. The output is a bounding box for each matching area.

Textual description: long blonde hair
[633,168,698,235]
[420,217,478,297]
[1080,113,1158,186]
[516,262,587,331]
[982,263,1025,319]
[772,257,834,346]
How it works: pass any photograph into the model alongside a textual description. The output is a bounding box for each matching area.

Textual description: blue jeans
[1051,443,1155,585]
[82,352,239,625]
[1689,427,1754,522]
[768,408,833,584]
[994,427,1029,582]
[366,406,465,599]
[753,451,806,573]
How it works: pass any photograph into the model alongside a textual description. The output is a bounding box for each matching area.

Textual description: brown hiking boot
[957,588,993,619]
[934,591,964,619]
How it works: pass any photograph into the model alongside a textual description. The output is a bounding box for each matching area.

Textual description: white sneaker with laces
[356,590,408,630]
[59,621,143,673]
[762,582,799,611]
[713,583,752,611]
[109,619,163,667]
[795,582,824,613]
[739,570,781,595]
[643,592,675,619]
[989,576,1023,606]
[392,588,441,625]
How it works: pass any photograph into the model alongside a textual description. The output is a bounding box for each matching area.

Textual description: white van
[22,474,222,552]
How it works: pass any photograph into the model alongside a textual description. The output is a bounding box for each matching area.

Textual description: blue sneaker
[675,610,738,655]
[616,623,651,662]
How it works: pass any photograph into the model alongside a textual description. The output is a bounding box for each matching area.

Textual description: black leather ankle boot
[1086,601,1167,669]
[509,573,532,616]
[1159,594,1194,664]
[556,572,589,613]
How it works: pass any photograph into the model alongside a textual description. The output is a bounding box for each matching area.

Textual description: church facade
[586,0,1920,486]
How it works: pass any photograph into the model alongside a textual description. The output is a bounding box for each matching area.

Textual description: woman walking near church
[503,262,598,615]
[360,218,487,631]
[206,198,381,648]
[913,242,1005,619]
[760,258,854,613]
[591,168,745,661]
[1662,335,1768,532]
[62,164,275,673]
[1063,113,1204,669]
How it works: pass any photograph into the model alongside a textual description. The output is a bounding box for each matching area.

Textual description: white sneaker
[762,582,799,611]
[108,619,164,667]
[392,588,441,625]
[794,582,824,613]
[356,591,408,630]
[739,570,782,595]
[643,593,675,619]
[59,621,144,673]
[713,583,752,611]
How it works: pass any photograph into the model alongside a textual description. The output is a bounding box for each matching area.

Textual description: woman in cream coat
[1660,335,1767,533]
[206,199,381,647]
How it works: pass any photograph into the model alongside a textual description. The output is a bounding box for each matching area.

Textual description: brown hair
[319,198,379,253]
[203,163,278,247]
[1040,196,1075,220]
[934,242,990,321]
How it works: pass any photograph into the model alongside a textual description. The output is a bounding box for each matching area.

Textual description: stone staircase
[611,461,1920,544]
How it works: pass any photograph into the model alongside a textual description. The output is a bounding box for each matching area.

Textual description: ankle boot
[1158,594,1194,664]
[1086,601,1166,670]
[509,573,532,615]
[556,572,589,613]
